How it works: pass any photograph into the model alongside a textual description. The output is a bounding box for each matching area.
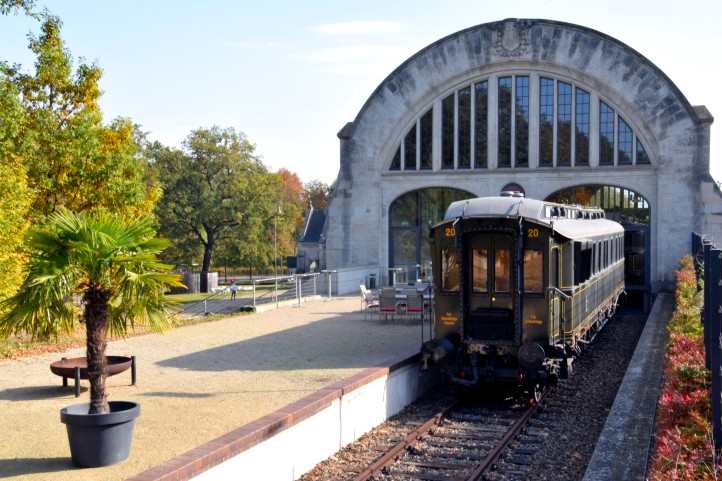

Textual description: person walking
[229,278,238,301]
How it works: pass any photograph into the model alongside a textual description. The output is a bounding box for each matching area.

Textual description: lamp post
[274,201,282,306]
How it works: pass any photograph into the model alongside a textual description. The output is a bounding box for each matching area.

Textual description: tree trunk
[84,285,111,415]
[200,233,215,293]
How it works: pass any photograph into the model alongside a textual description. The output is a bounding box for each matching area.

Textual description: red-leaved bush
[648,256,719,481]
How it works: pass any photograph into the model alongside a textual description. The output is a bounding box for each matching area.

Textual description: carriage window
[523,249,543,293]
[495,248,511,292]
[472,248,488,292]
[441,248,460,291]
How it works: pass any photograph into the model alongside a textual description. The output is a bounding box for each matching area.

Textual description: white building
[321,18,720,303]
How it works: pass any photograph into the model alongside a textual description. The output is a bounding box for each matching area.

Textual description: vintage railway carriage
[421,194,625,388]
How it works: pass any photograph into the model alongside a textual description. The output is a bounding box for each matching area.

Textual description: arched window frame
[385,71,654,172]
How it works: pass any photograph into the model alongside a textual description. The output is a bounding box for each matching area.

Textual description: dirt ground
[0,297,420,481]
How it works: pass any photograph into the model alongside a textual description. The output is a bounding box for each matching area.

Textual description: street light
[274,201,282,306]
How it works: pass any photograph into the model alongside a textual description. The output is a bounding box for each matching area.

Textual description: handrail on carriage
[547,286,572,300]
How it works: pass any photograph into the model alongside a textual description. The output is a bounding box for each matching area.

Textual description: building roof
[299,206,326,244]
[442,196,624,241]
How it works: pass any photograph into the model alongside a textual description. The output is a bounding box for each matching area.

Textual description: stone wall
[324,18,717,290]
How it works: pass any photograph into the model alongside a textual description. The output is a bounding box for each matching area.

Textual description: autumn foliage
[649,256,719,480]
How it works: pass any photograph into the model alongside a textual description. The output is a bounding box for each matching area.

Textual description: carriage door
[465,233,514,340]
[549,247,561,345]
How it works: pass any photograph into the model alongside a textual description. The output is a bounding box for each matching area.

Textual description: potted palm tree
[0,209,183,467]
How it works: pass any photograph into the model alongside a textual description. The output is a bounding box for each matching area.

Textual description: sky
[1,0,720,184]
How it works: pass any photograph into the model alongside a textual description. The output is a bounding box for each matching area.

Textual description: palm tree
[0,209,183,414]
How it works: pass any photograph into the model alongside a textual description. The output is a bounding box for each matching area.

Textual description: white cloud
[309,21,402,35]
[299,44,412,77]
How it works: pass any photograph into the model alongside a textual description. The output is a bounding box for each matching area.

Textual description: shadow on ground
[157,311,421,373]
[0,385,87,401]
[0,457,72,478]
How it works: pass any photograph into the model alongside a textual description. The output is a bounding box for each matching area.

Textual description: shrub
[648,256,719,480]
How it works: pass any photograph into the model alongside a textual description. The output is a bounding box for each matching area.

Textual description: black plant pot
[60,401,140,468]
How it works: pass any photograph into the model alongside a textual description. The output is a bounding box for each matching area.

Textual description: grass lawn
[167,285,284,304]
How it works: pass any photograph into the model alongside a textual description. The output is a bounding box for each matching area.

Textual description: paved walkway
[0,297,420,481]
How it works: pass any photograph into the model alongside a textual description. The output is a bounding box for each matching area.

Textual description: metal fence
[691,232,722,452]
[180,271,335,317]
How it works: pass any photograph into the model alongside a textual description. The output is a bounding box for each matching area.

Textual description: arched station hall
[319,18,721,308]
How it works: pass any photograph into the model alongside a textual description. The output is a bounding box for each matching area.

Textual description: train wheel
[530,383,543,404]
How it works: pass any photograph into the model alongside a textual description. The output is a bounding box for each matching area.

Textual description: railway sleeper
[418,437,494,451]
[385,465,463,481]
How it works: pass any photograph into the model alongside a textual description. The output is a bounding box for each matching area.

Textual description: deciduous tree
[153,127,278,291]
[0,78,32,308]
[2,16,158,220]
[304,180,331,209]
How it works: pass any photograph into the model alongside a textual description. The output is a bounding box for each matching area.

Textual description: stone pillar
[488,74,498,169]
[590,93,600,167]
[433,98,442,171]
[529,72,540,169]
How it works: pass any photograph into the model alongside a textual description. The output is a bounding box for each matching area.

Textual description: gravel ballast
[299,307,647,481]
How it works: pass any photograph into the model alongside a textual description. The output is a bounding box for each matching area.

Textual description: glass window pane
[420,109,433,170]
[575,88,590,166]
[442,93,454,169]
[557,81,572,166]
[390,192,417,227]
[474,81,488,169]
[458,86,471,169]
[495,248,511,292]
[473,248,488,292]
[636,139,650,165]
[392,229,416,267]
[524,249,543,293]
[599,101,614,165]
[539,78,554,167]
[390,147,400,170]
[403,124,416,170]
[515,76,529,167]
[618,117,633,165]
[442,248,460,291]
[498,77,512,168]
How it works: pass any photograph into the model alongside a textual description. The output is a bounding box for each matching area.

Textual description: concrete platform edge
[126,349,438,481]
[582,294,673,481]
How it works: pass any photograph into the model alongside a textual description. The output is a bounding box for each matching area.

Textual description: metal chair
[403,288,423,320]
[379,288,397,321]
[359,285,378,320]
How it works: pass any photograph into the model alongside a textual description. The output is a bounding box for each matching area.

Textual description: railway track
[350,394,548,481]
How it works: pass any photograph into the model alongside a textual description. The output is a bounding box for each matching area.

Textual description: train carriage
[421,193,624,391]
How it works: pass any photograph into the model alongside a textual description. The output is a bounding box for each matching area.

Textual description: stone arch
[339,18,704,182]
[387,186,474,279]
[544,183,652,308]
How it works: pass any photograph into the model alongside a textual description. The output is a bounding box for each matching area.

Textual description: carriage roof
[441,196,624,242]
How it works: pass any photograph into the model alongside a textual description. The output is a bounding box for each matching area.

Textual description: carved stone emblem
[493,20,531,57]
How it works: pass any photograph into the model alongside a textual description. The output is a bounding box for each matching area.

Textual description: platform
[582,293,673,481]
[0,297,420,481]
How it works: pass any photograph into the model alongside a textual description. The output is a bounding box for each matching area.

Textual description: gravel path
[0,297,420,481]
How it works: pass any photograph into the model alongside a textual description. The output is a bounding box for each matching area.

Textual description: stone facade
[323,18,718,292]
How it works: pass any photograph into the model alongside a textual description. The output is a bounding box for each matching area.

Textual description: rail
[351,396,541,481]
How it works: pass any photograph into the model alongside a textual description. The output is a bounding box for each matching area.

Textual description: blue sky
[1,0,720,184]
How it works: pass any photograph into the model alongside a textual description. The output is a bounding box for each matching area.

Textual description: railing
[691,232,722,453]
[180,272,325,317]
